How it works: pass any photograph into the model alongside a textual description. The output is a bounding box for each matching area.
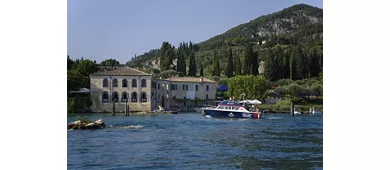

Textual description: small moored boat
[202,101,262,119]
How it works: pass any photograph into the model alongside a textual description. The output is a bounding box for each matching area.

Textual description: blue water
[68,113,323,170]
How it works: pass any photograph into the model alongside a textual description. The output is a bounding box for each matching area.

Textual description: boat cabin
[216,101,249,111]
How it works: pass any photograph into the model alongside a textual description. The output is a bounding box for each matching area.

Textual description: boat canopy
[218,101,242,106]
[239,100,262,105]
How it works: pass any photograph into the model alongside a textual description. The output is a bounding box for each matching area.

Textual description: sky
[68,0,323,64]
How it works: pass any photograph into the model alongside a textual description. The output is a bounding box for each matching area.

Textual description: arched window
[141,79,147,87]
[112,79,118,87]
[102,91,109,103]
[132,79,137,87]
[112,91,119,102]
[122,79,128,87]
[121,92,128,102]
[195,85,198,91]
[206,94,209,100]
[206,85,209,91]
[103,78,108,87]
[140,92,147,102]
[131,92,138,102]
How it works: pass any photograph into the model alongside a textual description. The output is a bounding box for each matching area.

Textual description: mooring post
[125,101,127,116]
[112,100,116,116]
[291,101,295,117]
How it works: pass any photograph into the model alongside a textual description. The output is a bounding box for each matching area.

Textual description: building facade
[89,67,218,112]
[155,77,218,110]
[89,67,157,112]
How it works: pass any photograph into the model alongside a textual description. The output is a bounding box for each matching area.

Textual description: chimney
[200,76,203,82]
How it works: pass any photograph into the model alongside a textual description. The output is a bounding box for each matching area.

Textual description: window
[112,91,119,102]
[158,83,160,90]
[141,92,147,102]
[102,91,109,103]
[206,94,209,100]
[182,84,188,91]
[141,79,146,87]
[195,85,198,91]
[206,85,209,91]
[121,92,128,102]
[170,84,177,90]
[122,79,128,87]
[112,79,118,87]
[132,79,137,87]
[103,79,108,87]
[131,92,137,102]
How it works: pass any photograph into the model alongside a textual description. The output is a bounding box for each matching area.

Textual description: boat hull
[202,109,261,119]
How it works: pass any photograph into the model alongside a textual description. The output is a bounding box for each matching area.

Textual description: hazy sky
[68,0,322,64]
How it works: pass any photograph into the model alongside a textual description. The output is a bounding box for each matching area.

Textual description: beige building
[89,67,157,112]
[89,67,218,112]
[155,77,218,110]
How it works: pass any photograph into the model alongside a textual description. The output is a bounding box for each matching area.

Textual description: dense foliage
[67,56,99,113]
[226,75,271,101]
[100,59,120,66]
[124,3,322,83]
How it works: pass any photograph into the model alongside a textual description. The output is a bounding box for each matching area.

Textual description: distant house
[156,77,218,110]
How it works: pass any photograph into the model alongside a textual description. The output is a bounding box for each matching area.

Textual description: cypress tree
[160,42,174,71]
[264,48,275,81]
[188,52,196,77]
[212,51,220,76]
[200,64,204,76]
[226,46,233,77]
[309,47,321,78]
[251,51,259,76]
[243,44,253,75]
[235,51,241,76]
[283,49,290,79]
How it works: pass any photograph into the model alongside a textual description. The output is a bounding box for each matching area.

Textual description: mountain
[126,3,323,77]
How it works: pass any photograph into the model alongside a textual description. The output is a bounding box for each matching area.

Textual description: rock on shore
[67,119,106,130]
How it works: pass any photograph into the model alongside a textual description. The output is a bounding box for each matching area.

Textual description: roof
[164,77,216,83]
[90,67,151,76]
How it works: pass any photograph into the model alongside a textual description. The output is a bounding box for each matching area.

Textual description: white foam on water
[267,117,283,120]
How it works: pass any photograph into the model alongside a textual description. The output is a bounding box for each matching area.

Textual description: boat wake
[106,125,144,129]
[267,116,283,120]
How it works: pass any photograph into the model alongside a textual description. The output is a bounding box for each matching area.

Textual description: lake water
[67,113,323,170]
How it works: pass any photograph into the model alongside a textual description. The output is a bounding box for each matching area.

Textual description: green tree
[67,70,85,91]
[227,75,271,100]
[212,51,220,76]
[160,42,174,71]
[200,64,204,76]
[251,51,259,76]
[242,45,251,75]
[176,46,186,76]
[67,55,73,70]
[292,47,308,80]
[226,46,233,77]
[188,52,197,77]
[235,51,241,75]
[308,47,321,77]
[101,59,120,66]
[264,48,276,81]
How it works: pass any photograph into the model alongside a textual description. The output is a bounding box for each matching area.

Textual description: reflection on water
[68,113,322,170]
